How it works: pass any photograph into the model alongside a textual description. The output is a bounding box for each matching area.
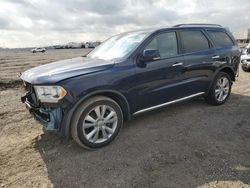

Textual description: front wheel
[71,96,123,149]
[205,72,232,105]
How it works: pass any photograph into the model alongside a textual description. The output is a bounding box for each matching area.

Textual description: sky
[0,0,249,48]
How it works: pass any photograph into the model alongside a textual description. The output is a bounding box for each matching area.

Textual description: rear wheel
[71,96,123,149]
[205,72,232,105]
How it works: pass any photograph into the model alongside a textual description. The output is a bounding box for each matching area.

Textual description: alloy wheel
[82,105,118,144]
[215,76,230,102]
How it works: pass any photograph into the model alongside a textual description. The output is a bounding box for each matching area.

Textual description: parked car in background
[241,44,250,72]
[65,42,83,49]
[21,24,240,149]
[54,45,64,49]
[85,41,101,48]
[31,47,46,53]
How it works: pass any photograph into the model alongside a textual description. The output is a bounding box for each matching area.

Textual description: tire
[241,64,250,72]
[205,72,232,105]
[71,96,123,149]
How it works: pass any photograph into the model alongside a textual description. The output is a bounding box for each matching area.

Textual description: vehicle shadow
[34,93,250,188]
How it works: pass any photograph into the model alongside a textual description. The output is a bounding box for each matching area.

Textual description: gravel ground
[0,49,249,188]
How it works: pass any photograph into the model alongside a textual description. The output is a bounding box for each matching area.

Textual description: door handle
[212,55,220,59]
[172,62,183,67]
[152,57,161,61]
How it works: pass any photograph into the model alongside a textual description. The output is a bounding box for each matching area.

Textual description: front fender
[60,89,130,138]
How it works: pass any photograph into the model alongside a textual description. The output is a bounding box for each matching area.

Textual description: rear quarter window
[207,30,234,48]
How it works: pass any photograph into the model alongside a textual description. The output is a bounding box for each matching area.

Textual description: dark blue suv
[21,24,240,149]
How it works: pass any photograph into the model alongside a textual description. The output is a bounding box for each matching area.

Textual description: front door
[134,31,187,111]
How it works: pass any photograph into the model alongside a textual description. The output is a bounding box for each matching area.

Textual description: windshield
[87,31,150,60]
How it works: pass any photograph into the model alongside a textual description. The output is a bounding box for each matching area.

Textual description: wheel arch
[219,66,236,81]
[206,66,235,97]
[61,90,131,138]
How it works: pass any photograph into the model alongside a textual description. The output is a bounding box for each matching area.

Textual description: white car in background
[31,47,46,53]
[241,43,250,72]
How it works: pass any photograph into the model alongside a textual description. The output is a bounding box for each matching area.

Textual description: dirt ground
[0,49,249,188]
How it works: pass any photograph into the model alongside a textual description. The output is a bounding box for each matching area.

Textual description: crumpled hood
[21,57,114,84]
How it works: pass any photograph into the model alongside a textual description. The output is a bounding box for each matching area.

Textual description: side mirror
[141,49,161,62]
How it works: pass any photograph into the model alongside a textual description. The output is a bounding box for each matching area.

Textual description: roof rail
[173,23,222,28]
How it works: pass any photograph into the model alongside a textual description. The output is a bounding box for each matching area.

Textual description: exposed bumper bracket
[21,93,63,132]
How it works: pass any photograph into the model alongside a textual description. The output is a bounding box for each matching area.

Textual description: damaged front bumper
[21,93,63,131]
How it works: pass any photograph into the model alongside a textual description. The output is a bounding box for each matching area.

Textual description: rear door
[178,29,218,94]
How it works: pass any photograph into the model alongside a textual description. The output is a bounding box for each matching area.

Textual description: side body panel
[23,26,241,137]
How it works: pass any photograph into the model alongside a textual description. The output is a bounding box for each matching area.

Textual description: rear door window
[207,30,234,47]
[145,32,178,59]
[179,30,210,53]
